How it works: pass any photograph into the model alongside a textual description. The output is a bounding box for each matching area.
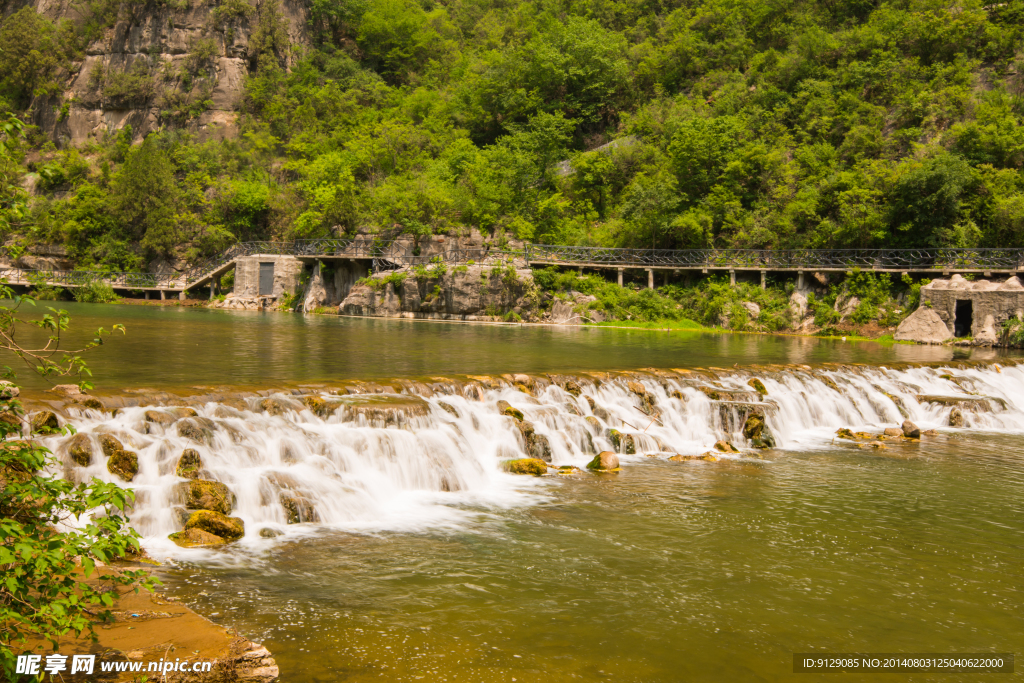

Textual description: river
[25,303,1024,681]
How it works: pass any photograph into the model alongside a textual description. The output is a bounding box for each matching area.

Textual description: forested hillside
[1,0,1023,272]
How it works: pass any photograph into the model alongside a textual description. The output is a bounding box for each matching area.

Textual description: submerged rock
[176,449,202,479]
[67,432,93,466]
[179,479,235,515]
[184,509,244,541]
[669,453,719,462]
[901,419,921,438]
[835,427,855,439]
[107,450,138,481]
[437,401,460,417]
[259,528,284,539]
[502,458,548,476]
[280,493,319,524]
[587,451,620,471]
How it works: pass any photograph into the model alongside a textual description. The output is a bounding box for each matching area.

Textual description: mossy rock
[747,378,768,395]
[586,451,620,471]
[260,396,301,416]
[608,429,636,455]
[585,416,601,431]
[178,479,235,515]
[280,493,319,524]
[741,413,776,449]
[259,527,284,539]
[98,434,123,458]
[144,410,177,426]
[627,380,647,397]
[713,440,739,453]
[835,427,855,439]
[67,432,94,466]
[437,401,459,418]
[529,433,553,462]
[949,407,964,427]
[583,395,596,410]
[697,386,721,401]
[497,400,524,421]
[335,394,431,425]
[669,453,719,462]
[107,450,138,482]
[169,527,228,548]
[562,380,582,397]
[176,449,202,479]
[303,395,341,418]
[884,392,909,418]
[184,509,244,541]
[501,458,548,476]
[80,398,105,411]
[30,411,60,434]
[177,418,213,445]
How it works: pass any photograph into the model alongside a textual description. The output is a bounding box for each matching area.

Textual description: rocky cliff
[20,0,308,146]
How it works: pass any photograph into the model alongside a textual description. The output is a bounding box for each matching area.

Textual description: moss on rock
[184,509,244,541]
[177,418,213,445]
[98,433,123,458]
[144,410,177,426]
[169,527,228,548]
[179,479,235,514]
[609,429,636,454]
[107,449,138,481]
[30,411,60,434]
[747,378,768,395]
[502,458,548,476]
[176,449,202,479]
[67,432,93,466]
[497,400,524,421]
[587,451,620,471]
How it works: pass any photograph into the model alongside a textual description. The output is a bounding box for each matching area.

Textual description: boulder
[259,397,299,416]
[177,418,213,445]
[178,479,235,515]
[901,420,921,438]
[530,433,553,462]
[98,434,123,457]
[67,432,94,466]
[497,400,524,421]
[303,395,340,418]
[0,381,19,398]
[949,408,964,427]
[609,429,636,454]
[562,380,582,397]
[713,440,739,453]
[259,528,284,539]
[747,378,768,395]
[106,450,138,481]
[502,458,548,476]
[894,307,952,344]
[741,301,760,318]
[883,427,904,437]
[176,449,202,479]
[586,451,620,471]
[974,314,998,345]
[169,527,228,548]
[437,401,459,417]
[585,416,601,431]
[836,427,855,439]
[30,411,60,434]
[280,493,319,524]
[144,410,177,426]
[741,414,776,448]
[184,509,244,541]
[49,384,83,398]
[789,289,809,319]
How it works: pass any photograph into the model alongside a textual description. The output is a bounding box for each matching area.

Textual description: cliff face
[25,0,308,146]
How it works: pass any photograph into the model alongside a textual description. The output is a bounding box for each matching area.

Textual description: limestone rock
[975,314,998,345]
[949,407,964,427]
[894,307,952,344]
[169,527,228,548]
[741,301,760,318]
[901,420,921,438]
[0,381,19,399]
[184,509,244,541]
[747,378,768,395]
[179,479,235,515]
[713,440,739,453]
[586,451,620,471]
[609,429,636,454]
[177,418,214,445]
[998,276,1023,290]
[883,427,904,437]
[741,414,776,448]
[502,458,548,476]
[176,449,202,479]
[280,493,319,524]
[66,432,94,466]
[259,528,284,539]
[98,434,124,457]
[30,411,60,434]
[144,410,177,426]
[49,384,83,398]
[789,289,809,319]
[107,450,138,481]
[497,400,524,421]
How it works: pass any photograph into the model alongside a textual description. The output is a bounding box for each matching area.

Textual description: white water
[42,362,1024,556]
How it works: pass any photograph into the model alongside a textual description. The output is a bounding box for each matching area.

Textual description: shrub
[73,280,118,303]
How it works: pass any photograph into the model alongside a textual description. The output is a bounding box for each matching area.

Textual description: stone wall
[895,274,1024,344]
[339,265,538,321]
[232,255,304,298]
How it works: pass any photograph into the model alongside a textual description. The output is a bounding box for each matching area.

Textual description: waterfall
[40,361,1024,555]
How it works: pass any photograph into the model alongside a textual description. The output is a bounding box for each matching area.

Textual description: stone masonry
[895,274,1024,344]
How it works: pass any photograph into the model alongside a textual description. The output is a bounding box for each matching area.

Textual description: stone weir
[895,274,1024,345]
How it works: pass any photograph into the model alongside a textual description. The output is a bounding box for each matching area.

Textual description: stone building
[895,274,1024,344]
[231,255,305,299]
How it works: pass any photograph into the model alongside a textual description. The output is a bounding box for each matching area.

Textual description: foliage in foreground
[0,287,151,680]
[1,0,1024,270]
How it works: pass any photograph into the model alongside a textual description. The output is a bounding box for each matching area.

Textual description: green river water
[16,303,1024,682]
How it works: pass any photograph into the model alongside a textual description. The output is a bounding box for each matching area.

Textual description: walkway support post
[617,268,623,287]
[160,290,166,301]
[760,270,766,289]
[647,269,654,289]
[145,291,150,300]
[729,270,736,286]
[179,290,186,301]
[797,271,804,289]
[209,283,214,300]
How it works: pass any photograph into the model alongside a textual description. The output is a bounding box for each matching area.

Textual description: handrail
[3,244,1022,294]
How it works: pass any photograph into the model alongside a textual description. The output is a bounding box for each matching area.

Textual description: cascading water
[40,361,1024,555]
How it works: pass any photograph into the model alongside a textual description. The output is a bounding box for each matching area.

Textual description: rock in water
[30,411,59,434]
[587,451,620,471]
[179,479,236,515]
[497,400,524,421]
[747,378,768,395]
[107,450,138,481]
[169,527,228,548]
[502,458,548,476]
[609,429,636,454]
[894,307,953,343]
[176,449,202,479]
[741,413,776,448]
[883,427,904,437]
[901,420,921,438]
[949,408,964,427]
[143,410,177,426]
[98,433,123,457]
[280,493,319,524]
[184,510,245,541]
[67,432,94,466]
[177,418,213,445]
[714,440,740,453]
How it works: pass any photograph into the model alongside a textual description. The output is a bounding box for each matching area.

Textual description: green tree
[0,8,63,108]
[108,136,180,255]
[889,153,981,247]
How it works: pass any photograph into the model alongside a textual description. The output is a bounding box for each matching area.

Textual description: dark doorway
[259,262,275,296]
[954,299,973,337]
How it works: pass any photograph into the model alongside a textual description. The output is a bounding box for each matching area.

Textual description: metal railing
[5,243,1023,294]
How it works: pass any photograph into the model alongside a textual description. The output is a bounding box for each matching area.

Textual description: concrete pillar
[797,271,804,290]
[760,270,767,290]
[160,290,166,301]
[145,291,150,300]
[179,290,186,301]
[578,266,583,276]
[617,268,623,287]
[729,270,736,286]
[647,269,654,289]
[664,272,669,287]
[209,283,214,300]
